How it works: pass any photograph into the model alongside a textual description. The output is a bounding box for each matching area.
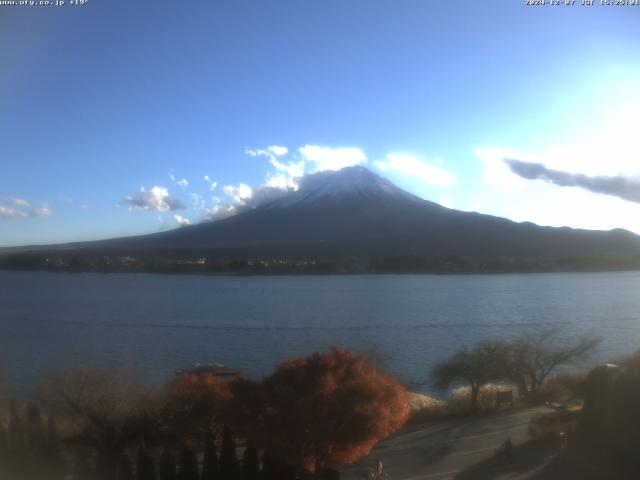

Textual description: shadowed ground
[342,406,562,480]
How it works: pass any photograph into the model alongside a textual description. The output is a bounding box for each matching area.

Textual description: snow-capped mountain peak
[264,166,420,209]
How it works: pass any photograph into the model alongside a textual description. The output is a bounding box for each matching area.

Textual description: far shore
[3,261,640,277]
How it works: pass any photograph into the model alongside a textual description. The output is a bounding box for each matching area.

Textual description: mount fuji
[3,166,640,273]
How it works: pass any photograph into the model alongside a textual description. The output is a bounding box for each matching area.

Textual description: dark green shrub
[242,440,259,480]
[137,445,157,480]
[159,447,177,480]
[117,455,135,480]
[74,448,96,480]
[201,431,218,480]
[178,446,199,480]
[219,426,239,480]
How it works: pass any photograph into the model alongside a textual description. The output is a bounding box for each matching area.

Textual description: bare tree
[39,367,164,477]
[507,329,600,401]
[431,341,509,411]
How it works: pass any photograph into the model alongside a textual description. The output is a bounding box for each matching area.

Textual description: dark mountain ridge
[3,166,640,273]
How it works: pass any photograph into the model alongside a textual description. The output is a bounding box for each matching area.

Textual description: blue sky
[2,0,640,246]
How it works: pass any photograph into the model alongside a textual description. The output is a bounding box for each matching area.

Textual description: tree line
[0,407,261,480]
[0,332,601,479]
[431,329,600,411]
[0,347,409,480]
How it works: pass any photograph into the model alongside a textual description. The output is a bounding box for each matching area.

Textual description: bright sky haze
[2,0,640,246]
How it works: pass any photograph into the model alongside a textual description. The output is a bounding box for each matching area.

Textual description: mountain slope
[3,166,640,271]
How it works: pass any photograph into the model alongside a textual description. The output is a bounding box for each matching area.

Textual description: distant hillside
[3,166,640,274]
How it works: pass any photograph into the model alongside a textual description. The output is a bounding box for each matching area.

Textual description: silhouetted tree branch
[507,329,601,401]
[431,341,510,411]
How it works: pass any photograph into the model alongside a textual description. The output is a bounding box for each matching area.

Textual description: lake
[1,270,640,395]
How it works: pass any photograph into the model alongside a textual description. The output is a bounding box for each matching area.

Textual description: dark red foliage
[163,349,408,475]
[238,347,409,473]
[166,373,233,436]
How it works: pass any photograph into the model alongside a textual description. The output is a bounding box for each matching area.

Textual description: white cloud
[34,204,52,217]
[267,145,288,156]
[0,206,26,219]
[199,144,369,222]
[124,186,184,212]
[197,144,458,224]
[174,214,191,226]
[0,197,52,220]
[204,175,218,191]
[203,183,263,220]
[203,199,238,221]
[204,181,294,221]
[223,184,253,204]
[190,193,205,209]
[266,157,305,191]
[375,153,457,186]
[246,145,288,158]
[203,144,459,223]
[169,173,189,188]
[265,173,296,190]
[11,197,29,207]
[270,158,305,178]
[241,144,367,196]
[209,144,365,220]
[373,160,387,171]
[298,145,367,172]
[245,148,261,157]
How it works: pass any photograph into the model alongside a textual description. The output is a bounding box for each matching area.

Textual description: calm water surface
[1,270,640,394]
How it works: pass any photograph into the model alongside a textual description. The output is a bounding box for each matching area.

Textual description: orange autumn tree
[164,372,233,438]
[249,347,409,474]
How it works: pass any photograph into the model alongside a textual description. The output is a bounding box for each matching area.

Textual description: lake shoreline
[3,264,640,277]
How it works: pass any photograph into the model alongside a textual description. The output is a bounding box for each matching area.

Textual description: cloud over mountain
[174,214,191,226]
[202,144,368,221]
[374,153,456,186]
